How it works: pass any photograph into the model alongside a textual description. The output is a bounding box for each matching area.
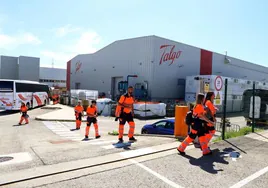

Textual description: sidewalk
[37,104,88,122]
[1,129,268,187]
[35,104,222,140]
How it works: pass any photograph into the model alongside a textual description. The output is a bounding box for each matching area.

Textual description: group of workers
[74,100,101,139]
[177,92,217,156]
[17,87,217,156]
[73,86,136,142]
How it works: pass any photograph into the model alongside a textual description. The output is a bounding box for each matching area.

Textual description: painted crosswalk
[42,121,137,150]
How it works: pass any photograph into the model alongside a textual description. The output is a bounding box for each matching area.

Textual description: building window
[75,83,81,89]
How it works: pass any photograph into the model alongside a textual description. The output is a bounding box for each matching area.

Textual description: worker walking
[85,100,101,139]
[115,86,137,143]
[74,101,84,130]
[19,102,29,125]
[177,93,215,156]
[204,92,217,146]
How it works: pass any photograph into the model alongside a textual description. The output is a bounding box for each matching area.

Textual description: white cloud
[41,31,101,64]
[0,32,42,50]
[70,31,101,54]
[40,50,74,62]
[54,24,81,37]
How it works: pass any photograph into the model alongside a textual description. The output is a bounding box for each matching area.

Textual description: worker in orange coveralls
[19,102,29,125]
[74,101,84,130]
[85,100,101,139]
[115,86,137,143]
[204,92,217,148]
[177,93,215,156]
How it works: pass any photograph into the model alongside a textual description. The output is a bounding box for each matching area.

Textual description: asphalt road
[5,134,268,188]
[1,108,268,188]
[0,108,177,175]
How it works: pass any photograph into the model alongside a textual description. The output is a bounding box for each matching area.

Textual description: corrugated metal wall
[0,56,18,79]
[69,35,268,102]
[151,37,201,100]
[70,36,156,98]
[18,56,40,81]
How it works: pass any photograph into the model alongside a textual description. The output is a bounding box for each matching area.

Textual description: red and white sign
[75,61,82,73]
[159,45,182,65]
[214,76,223,91]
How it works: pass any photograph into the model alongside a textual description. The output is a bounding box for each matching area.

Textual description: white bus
[0,79,50,110]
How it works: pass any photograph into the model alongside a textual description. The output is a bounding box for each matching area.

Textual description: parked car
[141,119,174,135]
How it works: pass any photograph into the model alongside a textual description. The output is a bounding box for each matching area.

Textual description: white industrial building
[39,67,66,88]
[67,35,268,105]
[0,55,66,88]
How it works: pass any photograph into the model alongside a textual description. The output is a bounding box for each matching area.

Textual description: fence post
[252,81,255,133]
[222,79,228,140]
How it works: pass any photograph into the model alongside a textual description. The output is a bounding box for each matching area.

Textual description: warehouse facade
[67,35,268,101]
[0,55,66,88]
[0,55,40,81]
[39,67,66,88]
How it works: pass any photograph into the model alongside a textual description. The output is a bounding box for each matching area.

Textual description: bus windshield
[0,81,14,92]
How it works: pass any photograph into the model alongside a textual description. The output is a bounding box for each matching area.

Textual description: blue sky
[0,0,267,68]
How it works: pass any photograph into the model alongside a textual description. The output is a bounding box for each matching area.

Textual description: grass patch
[213,126,264,142]
[108,130,119,135]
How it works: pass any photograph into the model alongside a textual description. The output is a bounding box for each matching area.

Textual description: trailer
[242,89,268,126]
[185,75,268,113]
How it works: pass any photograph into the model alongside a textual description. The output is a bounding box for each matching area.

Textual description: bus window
[0,81,13,92]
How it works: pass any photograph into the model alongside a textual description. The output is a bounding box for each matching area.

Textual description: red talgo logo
[75,61,82,73]
[159,45,182,65]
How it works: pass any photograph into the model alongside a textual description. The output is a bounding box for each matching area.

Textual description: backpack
[185,110,194,126]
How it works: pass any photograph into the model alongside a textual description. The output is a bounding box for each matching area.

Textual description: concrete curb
[35,117,86,122]
[0,141,181,186]
[40,107,62,110]
[108,133,184,140]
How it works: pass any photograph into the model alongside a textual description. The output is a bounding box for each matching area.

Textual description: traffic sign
[214,91,222,105]
[214,76,223,91]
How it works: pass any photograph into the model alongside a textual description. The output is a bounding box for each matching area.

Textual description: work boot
[118,138,123,143]
[129,137,137,142]
[203,151,213,156]
[177,148,186,156]
[96,135,101,139]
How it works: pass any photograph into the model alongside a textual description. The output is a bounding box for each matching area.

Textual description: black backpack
[185,110,194,126]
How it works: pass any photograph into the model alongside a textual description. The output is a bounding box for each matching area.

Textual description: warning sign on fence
[214,91,222,105]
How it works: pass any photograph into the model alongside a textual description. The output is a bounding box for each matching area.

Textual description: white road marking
[0,152,32,166]
[120,147,155,158]
[229,165,268,188]
[57,132,79,136]
[101,142,137,149]
[89,140,117,145]
[101,145,116,149]
[129,159,184,188]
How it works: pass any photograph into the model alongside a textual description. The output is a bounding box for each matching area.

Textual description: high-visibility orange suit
[74,103,84,130]
[204,92,217,146]
[115,86,137,143]
[85,100,100,139]
[177,94,213,156]
[19,103,29,125]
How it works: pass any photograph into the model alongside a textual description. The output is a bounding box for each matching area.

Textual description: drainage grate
[0,156,14,163]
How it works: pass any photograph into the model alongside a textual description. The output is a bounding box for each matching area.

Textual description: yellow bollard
[174,106,189,137]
